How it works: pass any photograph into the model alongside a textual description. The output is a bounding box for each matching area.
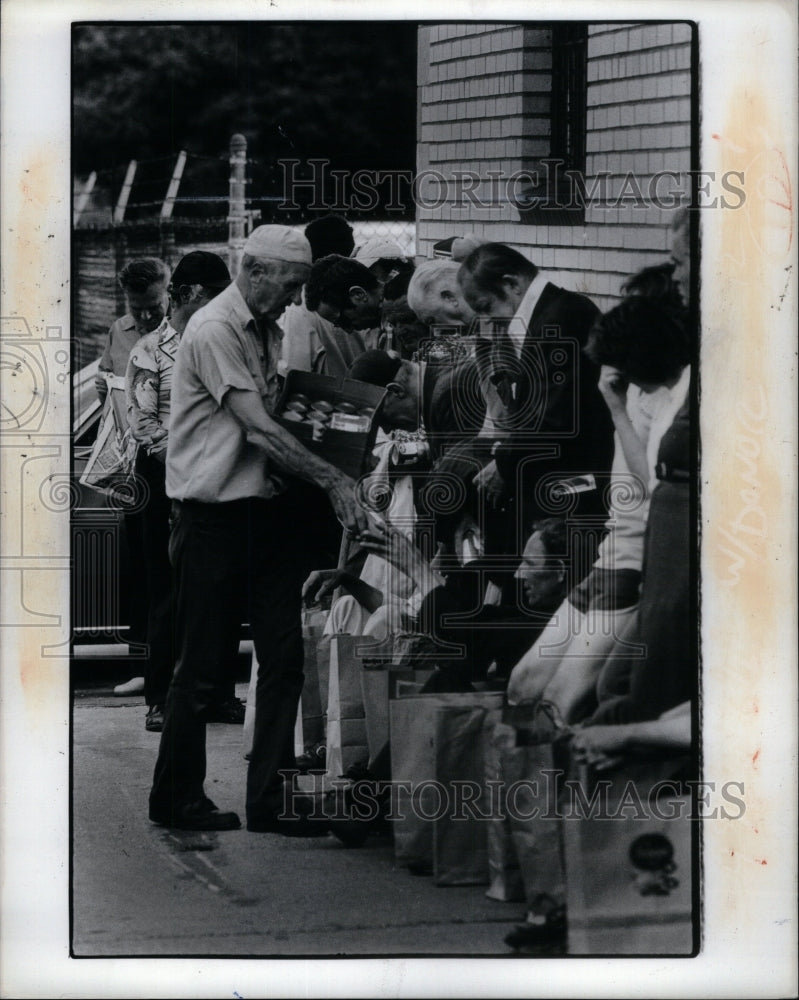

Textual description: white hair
[406,259,462,320]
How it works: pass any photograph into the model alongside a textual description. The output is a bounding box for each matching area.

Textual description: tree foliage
[73,22,418,210]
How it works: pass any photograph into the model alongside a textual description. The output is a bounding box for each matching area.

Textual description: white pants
[507,597,640,723]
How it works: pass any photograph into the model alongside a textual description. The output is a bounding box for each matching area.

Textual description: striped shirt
[125,319,180,461]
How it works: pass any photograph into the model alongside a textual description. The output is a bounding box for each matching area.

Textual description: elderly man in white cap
[149,225,370,834]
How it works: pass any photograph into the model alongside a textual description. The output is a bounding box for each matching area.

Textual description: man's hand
[222,389,372,536]
[358,519,418,575]
[472,458,506,509]
[597,365,629,416]
[571,725,630,771]
[302,569,342,607]
[327,474,372,537]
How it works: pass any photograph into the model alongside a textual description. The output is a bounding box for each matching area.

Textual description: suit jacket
[421,359,486,461]
[491,282,614,505]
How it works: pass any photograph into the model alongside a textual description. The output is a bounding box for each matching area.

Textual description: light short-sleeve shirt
[278,290,372,382]
[166,281,285,502]
[99,314,140,376]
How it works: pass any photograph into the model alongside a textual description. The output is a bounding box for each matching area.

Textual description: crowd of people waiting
[93,209,696,952]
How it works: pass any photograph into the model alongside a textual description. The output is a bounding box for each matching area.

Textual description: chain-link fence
[73,218,417,371]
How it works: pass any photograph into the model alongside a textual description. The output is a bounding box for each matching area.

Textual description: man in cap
[126,251,232,733]
[352,235,408,284]
[148,225,370,833]
[351,237,413,352]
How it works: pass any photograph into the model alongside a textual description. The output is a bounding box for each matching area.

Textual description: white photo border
[1,1,796,997]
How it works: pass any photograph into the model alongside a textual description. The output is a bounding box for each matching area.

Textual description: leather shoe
[326,769,390,848]
[295,742,326,773]
[247,793,329,837]
[150,797,241,831]
[504,904,567,951]
[201,697,246,724]
[145,705,164,732]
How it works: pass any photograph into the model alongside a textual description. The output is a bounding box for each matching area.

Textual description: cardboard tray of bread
[274,370,386,479]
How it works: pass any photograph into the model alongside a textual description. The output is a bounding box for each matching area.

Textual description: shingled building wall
[416,22,694,310]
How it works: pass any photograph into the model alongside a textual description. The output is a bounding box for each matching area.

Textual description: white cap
[451,232,485,261]
[243,225,312,265]
[353,236,406,269]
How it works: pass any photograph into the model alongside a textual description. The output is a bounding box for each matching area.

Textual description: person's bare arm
[222,388,370,535]
[598,366,650,490]
[571,701,692,770]
[302,568,384,613]
[539,657,607,726]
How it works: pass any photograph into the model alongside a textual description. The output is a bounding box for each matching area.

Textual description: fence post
[74,171,97,225]
[161,223,177,270]
[113,160,137,224]
[161,150,187,220]
[228,133,248,278]
[113,227,128,317]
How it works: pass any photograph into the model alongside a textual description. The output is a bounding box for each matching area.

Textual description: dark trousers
[136,449,237,707]
[590,483,693,725]
[135,449,175,707]
[149,492,307,822]
[122,507,148,648]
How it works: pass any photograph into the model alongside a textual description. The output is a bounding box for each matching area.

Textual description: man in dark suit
[457,243,615,563]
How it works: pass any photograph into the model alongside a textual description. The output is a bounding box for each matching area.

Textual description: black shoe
[247,793,329,837]
[295,742,326,773]
[145,705,164,732]
[342,760,373,782]
[504,905,567,951]
[149,797,241,831]
[326,789,373,847]
[202,697,246,724]
[326,769,389,848]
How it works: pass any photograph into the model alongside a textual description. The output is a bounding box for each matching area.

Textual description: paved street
[72,684,525,957]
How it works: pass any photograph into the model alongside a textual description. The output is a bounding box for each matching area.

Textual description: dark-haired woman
[583,295,694,724]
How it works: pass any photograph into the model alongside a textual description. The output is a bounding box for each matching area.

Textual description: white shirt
[645,365,691,492]
[477,270,549,436]
[594,369,690,573]
[166,281,285,502]
[505,270,550,359]
[595,386,663,572]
